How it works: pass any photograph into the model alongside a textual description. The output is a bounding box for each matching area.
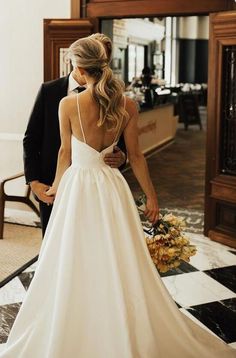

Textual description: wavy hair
[68,33,128,129]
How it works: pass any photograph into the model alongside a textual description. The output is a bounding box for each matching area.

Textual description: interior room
[101,16,208,222]
[0,0,236,355]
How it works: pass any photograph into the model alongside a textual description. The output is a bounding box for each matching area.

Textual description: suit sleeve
[117,133,127,171]
[23,84,44,184]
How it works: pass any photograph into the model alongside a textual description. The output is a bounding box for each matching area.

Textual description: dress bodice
[70,94,122,170]
[71,135,118,170]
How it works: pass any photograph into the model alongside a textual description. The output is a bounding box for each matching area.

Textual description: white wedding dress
[0,96,235,358]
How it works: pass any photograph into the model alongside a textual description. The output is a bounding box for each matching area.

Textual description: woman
[0,34,235,357]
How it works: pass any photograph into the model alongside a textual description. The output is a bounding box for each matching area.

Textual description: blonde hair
[68,33,128,129]
[88,33,112,64]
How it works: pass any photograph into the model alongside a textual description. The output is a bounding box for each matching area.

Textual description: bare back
[68,90,127,152]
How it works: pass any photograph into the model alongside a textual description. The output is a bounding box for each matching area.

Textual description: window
[128,44,145,82]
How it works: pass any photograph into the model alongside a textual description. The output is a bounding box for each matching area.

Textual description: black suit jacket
[23,75,127,185]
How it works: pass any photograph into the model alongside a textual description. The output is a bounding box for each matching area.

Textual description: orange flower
[145,213,197,273]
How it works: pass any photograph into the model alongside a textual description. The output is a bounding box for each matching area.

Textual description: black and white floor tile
[0,233,236,351]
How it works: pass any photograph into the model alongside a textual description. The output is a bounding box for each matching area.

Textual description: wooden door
[204,11,236,247]
[44,18,98,81]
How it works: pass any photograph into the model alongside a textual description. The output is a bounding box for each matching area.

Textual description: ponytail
[68,34,128,130]
[92,65,127,129]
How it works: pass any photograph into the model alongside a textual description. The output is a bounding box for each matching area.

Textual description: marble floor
[1,107,236,352]
[0,232,236,352]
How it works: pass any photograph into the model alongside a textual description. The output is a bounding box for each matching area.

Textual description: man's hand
[30,180,54,205]
[45,186,57,197]
[103,146,126,168]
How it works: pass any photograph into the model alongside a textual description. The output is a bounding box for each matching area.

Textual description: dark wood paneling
[211,180,236,203]
[87,0,231,18]
[216,202,236,234]
[204,11,236,248]
[44,19,97,81]
[209,229,236,247]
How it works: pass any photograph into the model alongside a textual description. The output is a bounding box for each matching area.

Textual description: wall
[0,0,70,215]
[0,0,70,136]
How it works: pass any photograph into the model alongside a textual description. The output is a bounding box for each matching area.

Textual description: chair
[178,93,202,130]
[0,173,40,239]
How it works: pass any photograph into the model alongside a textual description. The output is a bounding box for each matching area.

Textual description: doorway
[101,16,208,234]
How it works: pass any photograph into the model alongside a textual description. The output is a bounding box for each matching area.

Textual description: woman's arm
[124,99,159,224]
[46,98,72,197]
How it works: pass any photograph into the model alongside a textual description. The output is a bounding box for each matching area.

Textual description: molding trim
[87,0,230,18]
[209,230,236,248]
[71,0,81,18]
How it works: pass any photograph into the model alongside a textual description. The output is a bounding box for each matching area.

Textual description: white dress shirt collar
[68,73,80,94]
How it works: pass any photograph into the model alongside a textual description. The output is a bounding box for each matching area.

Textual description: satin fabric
[1,136,235,357]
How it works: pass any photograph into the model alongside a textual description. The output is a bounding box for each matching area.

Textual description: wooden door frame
[71,0,236,19]
[204,12,236,246]
[44,18,98,81]
[69,0,236,244]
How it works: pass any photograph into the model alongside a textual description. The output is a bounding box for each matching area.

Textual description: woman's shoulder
[58,95,78,119]
[124,96,139,117]
[59,94,77,109]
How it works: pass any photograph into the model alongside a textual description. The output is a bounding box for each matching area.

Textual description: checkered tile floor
[0,232,236,351]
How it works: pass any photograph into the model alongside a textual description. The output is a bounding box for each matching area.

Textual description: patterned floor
[123,107,207,212]
[1,107,235,352]
[0,232,236,351]
[138,205,204,234]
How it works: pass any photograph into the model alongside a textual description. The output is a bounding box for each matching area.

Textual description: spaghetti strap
[76,94,86,143]
[113,95,126,144]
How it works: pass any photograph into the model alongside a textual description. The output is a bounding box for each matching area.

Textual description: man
[23,36,126,236]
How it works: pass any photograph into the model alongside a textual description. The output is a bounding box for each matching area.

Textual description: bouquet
[136,196,197,273]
